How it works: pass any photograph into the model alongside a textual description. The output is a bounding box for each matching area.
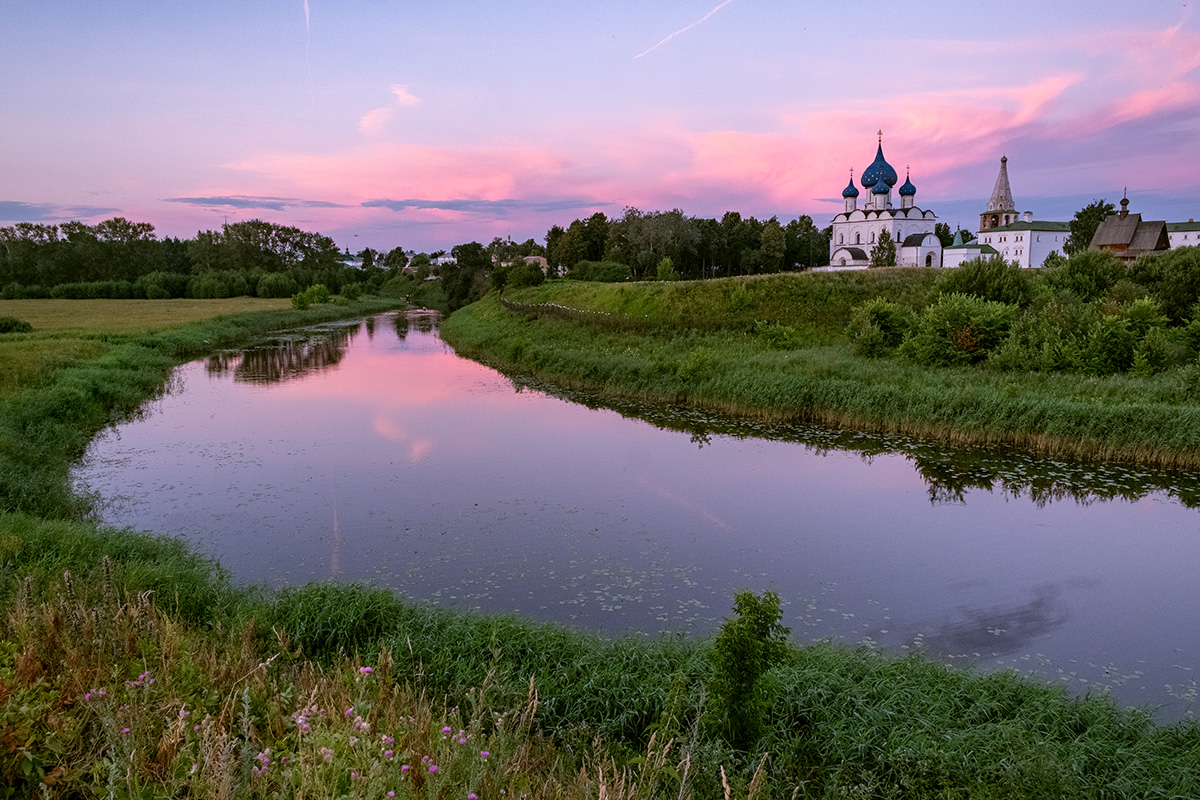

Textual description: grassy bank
[5,297,1200,798]
[442,274,1200,468]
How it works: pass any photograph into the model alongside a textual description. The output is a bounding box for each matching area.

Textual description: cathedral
[828,132,942,268]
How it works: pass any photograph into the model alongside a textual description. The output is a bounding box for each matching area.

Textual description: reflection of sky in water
[76,312,1200,719]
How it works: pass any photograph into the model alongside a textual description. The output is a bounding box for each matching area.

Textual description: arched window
[839,257,846,266]
[925,253,933,267]
[839,233,844,244]
[991,214,999,227]
[870,231,876,243]
[855,232,860,244]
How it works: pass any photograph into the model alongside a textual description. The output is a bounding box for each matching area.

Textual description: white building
[1168,220,1200,248]
[974,157,1069,268]
[829,133,942,268]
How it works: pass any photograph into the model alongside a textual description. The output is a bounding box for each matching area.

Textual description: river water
[74,311,1200,718]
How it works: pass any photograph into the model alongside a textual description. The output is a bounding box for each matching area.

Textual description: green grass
[6,292,1200,797]
[446,281,1200,467]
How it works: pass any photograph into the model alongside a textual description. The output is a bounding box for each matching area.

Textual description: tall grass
[6,564,1200,798]
[445,287,1200,468]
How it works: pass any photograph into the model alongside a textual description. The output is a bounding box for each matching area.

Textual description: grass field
[0,297,291,334]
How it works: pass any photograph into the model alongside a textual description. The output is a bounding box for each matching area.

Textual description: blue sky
[3,1,1198,251]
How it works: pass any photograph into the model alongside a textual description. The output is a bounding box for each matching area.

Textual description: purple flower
[429,764,438,774]
[480,751,490,759]
[401,765,410,773]
[441,726,452,735]
[384,750,393,758]
[360,666,373,674]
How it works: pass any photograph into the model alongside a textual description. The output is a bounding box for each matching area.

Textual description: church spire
[980,155,1018,231]
[987,155,1015,213]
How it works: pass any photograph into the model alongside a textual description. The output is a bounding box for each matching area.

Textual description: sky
[2,1,1199,253]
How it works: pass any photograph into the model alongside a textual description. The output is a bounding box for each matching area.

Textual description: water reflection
[514,382,1200,509]
[205,324,358,385]
[918,585,1071,658]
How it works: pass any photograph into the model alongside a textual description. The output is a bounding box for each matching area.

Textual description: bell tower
[979,156,1017,231]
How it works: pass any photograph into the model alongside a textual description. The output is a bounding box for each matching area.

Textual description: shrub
[846,297,916,357]
[137,271,190,299]
[1042,249,1126,301]
[1082,315,1137,374]
[899,293,1017,366]
[508,262,546,289]
[256,272,300,298]
[655,256,680,281]
[753,320,801,350]
[1129,245,1200,322]
[1132,327,1173,376]
[0,316,32,333]
[988,297,1096,372]
[1119,297,1168,338]
[936,256,1031,306]
[190,271,251,299]
[565,260,631,282]
[291,283,331,309]
[340,281,364,301]
[706,590,790,751]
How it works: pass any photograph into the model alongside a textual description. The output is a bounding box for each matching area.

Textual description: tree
[1064,199,1116,256]
[870,229,897,268]
[759,217,785,272]
[383,247,409,271]
[358,248,379,270]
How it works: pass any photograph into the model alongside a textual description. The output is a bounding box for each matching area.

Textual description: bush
[936,256,1032,306]
[137,271,190,299]
[988,296,1097,372]
[565,260,631,282]
[706,590,790,751]
[508,262,546,289]
[1042,250,1126,301]
[846,298,916,357]
[753,320,801,350]
[256,272,300,298]
[290,283,331,309]
[340,282,364,301]
[0,316,32,333]
[1082,315,1137,374]
[655,256,680,281]
[190,271,250,299]
[1129,245,1200,322]
[899,293,1017,366]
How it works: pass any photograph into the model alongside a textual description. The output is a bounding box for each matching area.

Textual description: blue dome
[860,142,898,189]
[842,178,859,198]
[898,174,916,196]
[872,179,890,195]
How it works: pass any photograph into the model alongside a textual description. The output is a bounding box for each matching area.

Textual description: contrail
[634,0,737,59]
[303,0,314,111]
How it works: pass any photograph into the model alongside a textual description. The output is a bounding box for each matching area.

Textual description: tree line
[545,208,833,280]
[0,219,405,300]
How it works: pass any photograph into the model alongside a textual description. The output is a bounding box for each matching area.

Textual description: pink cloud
[391,85,421,107]
[359,107,395,134]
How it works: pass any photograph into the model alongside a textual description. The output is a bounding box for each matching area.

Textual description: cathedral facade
[828,133,942,268]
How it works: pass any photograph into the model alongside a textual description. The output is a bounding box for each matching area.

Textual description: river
[74,310,1200,719]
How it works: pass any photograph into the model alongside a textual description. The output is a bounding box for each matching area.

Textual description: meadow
[4,295,1200,798]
